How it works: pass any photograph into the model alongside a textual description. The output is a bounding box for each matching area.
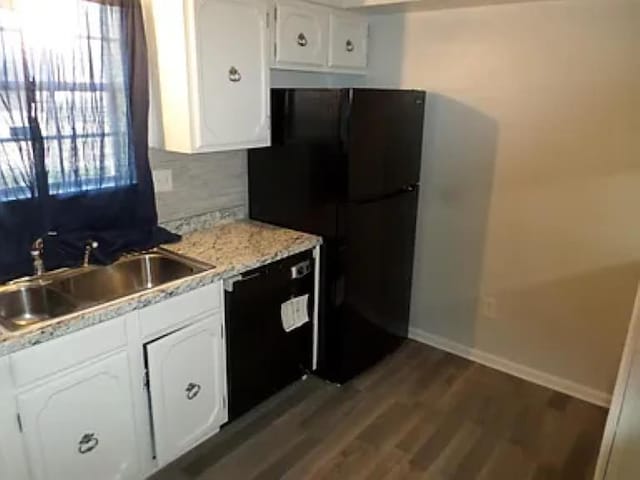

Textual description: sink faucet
[30,238,45,276]
[83,240,99,267]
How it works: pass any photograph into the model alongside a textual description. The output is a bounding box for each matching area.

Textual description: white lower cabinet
[17,351,140,480]
[146,314,227,467]
[0,282,227,480]
[0,356,29,480]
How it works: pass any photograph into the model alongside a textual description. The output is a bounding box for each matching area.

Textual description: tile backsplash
[150,148,248,223]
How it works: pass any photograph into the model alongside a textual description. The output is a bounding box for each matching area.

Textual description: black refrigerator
[248,88,426,384]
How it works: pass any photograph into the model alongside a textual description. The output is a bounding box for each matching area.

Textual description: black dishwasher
[224,250,315,421]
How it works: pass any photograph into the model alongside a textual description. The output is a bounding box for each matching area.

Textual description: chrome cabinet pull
[346,39,354,52]
[228,66,242,83]
[297,32,308,47]
[78,433,99,455]
[186,382,202,400]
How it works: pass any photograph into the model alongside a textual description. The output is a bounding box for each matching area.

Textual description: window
[0,0,136,202]
[0,0,167,284]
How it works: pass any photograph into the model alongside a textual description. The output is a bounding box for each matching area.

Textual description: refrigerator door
[321,189,419,383]
[348,89,425,202]
[248,89,348,239]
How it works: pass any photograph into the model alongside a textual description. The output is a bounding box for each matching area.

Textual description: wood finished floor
[152,340,607,480]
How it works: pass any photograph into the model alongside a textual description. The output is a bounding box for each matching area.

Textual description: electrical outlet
[152,169,173,193]
[482,296,497,319]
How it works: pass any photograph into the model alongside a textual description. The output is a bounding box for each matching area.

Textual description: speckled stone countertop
[0,220,321,357]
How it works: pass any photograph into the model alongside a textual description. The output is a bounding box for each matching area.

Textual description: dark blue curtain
[0,0,178,282]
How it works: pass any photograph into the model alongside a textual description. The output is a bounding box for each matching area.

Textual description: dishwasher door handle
[224,272,262,292]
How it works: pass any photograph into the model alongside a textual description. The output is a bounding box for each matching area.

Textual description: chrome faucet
[83,240,99,267]
[30,238,45,276]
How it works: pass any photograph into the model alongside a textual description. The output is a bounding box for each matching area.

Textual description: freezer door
[248,89,348,238]
[348,89,425,202]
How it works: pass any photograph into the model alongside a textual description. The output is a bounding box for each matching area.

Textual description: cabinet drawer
[275,1,329,68]
[328,12,367,70]
[139,282,222,340]
[10,314,131,388]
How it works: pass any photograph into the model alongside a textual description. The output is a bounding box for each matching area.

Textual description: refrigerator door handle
[339,90,352,155]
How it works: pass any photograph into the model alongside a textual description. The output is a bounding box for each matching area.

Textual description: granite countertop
[0,220,322,357]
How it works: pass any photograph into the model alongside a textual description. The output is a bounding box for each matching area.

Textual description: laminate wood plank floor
[152,340,607,480]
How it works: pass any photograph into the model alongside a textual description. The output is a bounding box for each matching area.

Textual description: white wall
[367,0,640,400]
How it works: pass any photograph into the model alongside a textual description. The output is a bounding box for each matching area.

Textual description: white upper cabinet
[273,0,367,73]
[146,315,227,467]
[149,0,270,153]
[328,11,368,69]
[274,1,329,69]
[17,351,141,480]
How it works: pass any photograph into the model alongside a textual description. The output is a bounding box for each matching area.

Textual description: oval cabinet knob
[346,39,355,52]
[186,382,202,400]
[297,32,308,47]
[78,433,99,455]
[228,66,242,83]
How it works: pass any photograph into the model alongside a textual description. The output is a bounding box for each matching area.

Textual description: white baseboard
[408,327,611,408]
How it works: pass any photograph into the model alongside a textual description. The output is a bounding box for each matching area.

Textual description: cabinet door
[275,1,329,68]
[0,356,29,480]
[599,286,640,479]
[605,347,640,478]
[191,0,270,151]
[328,12,367,70]
[146,314,227,466]
[17,351,140,480]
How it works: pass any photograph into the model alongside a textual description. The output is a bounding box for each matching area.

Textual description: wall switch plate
[153,169,173,193]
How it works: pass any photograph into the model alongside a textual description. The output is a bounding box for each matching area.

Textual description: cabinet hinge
[16,413,23,433]
[266,11,270,29]
[274,6,277,22]
[143,370,150,390]
[222,395,227,409]
[220,322,225,339]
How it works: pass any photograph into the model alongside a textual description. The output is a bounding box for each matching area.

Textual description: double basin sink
[0,250,210,334]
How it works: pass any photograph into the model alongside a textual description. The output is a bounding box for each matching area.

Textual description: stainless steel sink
[55,252,207,304]
[0,249,210,333]
[0,285,78,332]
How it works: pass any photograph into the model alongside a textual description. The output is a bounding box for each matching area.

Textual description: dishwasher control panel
[291,260,312,280]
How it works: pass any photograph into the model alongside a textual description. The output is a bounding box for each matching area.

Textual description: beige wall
[367,0,640,396]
